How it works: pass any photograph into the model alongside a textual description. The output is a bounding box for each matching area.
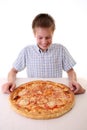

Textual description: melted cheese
[18,98,29,106]
[47,101,56,108]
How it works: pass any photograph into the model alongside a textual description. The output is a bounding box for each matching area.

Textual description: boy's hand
[69,80,86,94]
[2,82,16,94]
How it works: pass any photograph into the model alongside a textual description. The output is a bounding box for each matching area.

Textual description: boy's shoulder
[52,43,65,49]
[24,44,35,49]
[23,44,36,51]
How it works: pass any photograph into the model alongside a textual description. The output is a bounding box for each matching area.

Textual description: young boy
[2,13,85,94]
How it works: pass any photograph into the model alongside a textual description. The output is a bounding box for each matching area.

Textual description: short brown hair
[32,13,55,31]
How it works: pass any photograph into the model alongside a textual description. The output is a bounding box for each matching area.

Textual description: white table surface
[0,78,87,130]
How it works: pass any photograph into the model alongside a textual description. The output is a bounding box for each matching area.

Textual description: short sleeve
[62,46,76,71]
[13,48,26,72]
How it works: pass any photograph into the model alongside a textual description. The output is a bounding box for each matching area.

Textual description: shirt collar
[36,44,52,53]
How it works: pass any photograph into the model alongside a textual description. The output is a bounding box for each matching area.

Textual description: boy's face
[34,27,54,51]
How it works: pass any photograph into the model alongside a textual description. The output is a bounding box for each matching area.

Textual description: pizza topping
[29,97,36,102]
[36,90,42,95]
[47,100,56,108]
[13,95,20,100]
[57,99,66,105]
[18,98,29,106]
[18,89,29,96]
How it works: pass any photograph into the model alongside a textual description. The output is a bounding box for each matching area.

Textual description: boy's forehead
[33,27,53,33]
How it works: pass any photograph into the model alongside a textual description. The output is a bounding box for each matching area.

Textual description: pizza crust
[9,80,75,119]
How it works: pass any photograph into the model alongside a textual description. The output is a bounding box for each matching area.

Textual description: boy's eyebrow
[38,36,51,38]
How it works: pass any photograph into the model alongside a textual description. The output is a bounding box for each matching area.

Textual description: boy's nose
[42,38,47,43]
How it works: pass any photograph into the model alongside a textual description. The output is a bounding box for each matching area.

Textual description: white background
[0,0,87,78]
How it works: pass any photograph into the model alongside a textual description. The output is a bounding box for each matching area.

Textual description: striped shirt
[13,43,76,78]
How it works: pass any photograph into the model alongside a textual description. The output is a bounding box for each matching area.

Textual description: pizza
[9,80,75,119]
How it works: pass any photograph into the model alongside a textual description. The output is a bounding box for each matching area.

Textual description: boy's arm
[67,68,85,94]
[8,68,18,84]
[67,68,77,82]
[2,68,18,94]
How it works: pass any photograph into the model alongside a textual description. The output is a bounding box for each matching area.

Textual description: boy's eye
[38,37,51,40]
[46,37,51,39]
[39,37,43,39]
